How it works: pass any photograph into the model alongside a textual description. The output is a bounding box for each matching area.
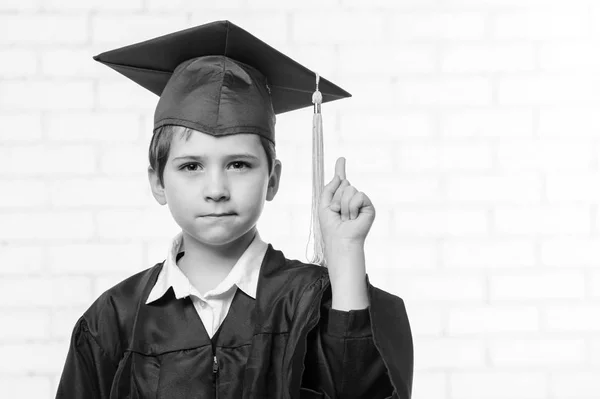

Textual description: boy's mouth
[202,213,235,217]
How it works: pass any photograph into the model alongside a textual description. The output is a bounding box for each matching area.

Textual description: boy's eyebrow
[171,153,260,162]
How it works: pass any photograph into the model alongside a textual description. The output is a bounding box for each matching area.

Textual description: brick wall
[1,0,599,398]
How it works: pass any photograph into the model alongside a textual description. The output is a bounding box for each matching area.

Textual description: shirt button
[200,301,206,308]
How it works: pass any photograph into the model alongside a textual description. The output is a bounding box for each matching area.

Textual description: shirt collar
[145,230,268,304]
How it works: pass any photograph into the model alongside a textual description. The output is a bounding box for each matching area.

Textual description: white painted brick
[0,14,87,44]
[550,371,600,399]
[541,238,600,267]
[91,14,188,44]
[340,110,435,140]
[146,0,243,10]
[0,113,43,141]
[369,239,439,270]
[444,0,588,5]
[100,144,149,175]
[497,139,594,171]
[413,372,446,399]
[445,175,541,204]
[275,109,339,145]
[0,212,94,240]
[493,206,591,235]
[442,239,536,269]
[407,306,444,335]
[0,49,37,77]
[493,10,588,40]
[395,208,488,237]
[544,304,600,331]
[48,242,144,274]
[390,12,486,40]
[490,271,585,300]
[442,44,535,73]
[592,272,600,298]
[395,143,439,171]
[145,238,174,265]
[96,81,160,110]
[0,343,66,374]
[288,143,394,174]
[397,77,491,106]
[0,244,43,274]
[546,174,600,202]
[293,12,385,44]
[50,178,150,207]
[415,337,485,369]
[441,143,494,170]
[398,141,494,172]
[260,204,295,238]
[372,176,441,205]
[589,6,600,38]
[0,377,51,399]
[441,109,533,138]
[497,74,600,105]
[96,208,180,239]
[539,107,600,137]
[0,180,48,208]
[0,311,50,340]
[47,0,143,10]
[391,274,485,302]
[285,44,338,78]
[0,80,94,110]
[51,308,87,339]
[41,47,117,79]
[190,11,290,45]
[539,42,600,71]
[47,112,141,142]
[337,79,396,110]
[593,338,600,367]
[447,305,539,335]
[450,372,547,399]
[340,44,436,75]
[343,0,437,7]
[247,0,341,8]
[0,145,96,176]
[94,272,142,298]
[0,0,40,10]
[0,277,92,307]
[489,338,586,367]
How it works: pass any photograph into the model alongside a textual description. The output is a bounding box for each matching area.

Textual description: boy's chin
[183,226,252,247]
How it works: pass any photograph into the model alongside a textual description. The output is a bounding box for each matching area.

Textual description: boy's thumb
[321,174,340,205]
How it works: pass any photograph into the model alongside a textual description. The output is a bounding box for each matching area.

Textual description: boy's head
[148,125,282,246]
[95,21,350,249]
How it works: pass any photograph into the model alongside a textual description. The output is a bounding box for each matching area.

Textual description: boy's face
[148,129,281,247]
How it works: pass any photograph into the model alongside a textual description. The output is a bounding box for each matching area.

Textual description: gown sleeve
[301,278,413,399]
[55,318,118,399]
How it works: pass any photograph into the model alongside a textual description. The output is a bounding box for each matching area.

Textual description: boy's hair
[149,125,276,188]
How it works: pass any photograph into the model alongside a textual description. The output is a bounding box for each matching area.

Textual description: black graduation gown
[56,244,413,399]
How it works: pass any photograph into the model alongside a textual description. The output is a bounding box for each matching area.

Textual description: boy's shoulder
[77,262,163,351]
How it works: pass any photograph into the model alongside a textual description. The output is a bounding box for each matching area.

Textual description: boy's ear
[148,166,167,205]
[266,159,282,202]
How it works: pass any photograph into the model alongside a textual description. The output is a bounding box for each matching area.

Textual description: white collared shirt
[146,231,268,338]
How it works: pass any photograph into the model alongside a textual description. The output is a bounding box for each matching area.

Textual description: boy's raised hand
[319,157,376,246]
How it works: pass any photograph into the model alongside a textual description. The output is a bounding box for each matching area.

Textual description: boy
[56,21,413,398]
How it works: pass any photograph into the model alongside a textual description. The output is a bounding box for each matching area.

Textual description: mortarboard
[93,20,351,266]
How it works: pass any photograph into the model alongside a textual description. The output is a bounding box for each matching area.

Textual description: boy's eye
[180,161,251,172]
[230,161,250,170]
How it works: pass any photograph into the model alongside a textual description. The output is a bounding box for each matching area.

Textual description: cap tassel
[307,73,326,267]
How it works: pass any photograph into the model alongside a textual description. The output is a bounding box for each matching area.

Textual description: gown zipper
[213,354,219,399]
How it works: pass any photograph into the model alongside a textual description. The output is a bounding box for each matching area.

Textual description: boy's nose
[203,174,230,202]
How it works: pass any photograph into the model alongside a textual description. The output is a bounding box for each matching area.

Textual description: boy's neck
[177,227,257,280]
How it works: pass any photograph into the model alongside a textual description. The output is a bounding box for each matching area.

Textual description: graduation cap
[93,20,351,266]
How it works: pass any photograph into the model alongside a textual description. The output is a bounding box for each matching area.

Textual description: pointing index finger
[335,157,346,180]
